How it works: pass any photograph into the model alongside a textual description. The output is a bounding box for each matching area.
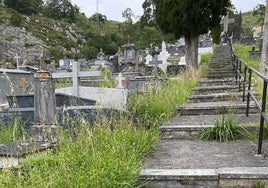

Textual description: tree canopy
[4,0,43,15]
[152,0,232,74]
[153,0,231,38]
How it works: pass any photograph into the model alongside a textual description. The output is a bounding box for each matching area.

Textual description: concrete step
[207,67,233,72]
[192,85,239,95]
[188,92,243,103]
[207,69,233,74]
[198,78,236,87]
[160,124,213,139]
[177,101,258,115]
[209,61,232,66]
[140,167,268,188]
[205,72,236,79]
[160,114,260,140]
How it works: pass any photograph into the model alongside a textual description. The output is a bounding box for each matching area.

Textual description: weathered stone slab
[0,141,52,168]
[56,86,128,111]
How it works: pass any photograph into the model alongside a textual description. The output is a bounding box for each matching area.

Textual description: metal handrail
[230,41,267,154]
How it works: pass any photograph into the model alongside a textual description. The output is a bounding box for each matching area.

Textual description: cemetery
[0,1,268,187]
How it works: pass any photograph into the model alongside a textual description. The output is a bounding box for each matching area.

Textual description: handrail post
[258,80,267,155]
[238,60,242,91]
[246,69,252,117]
[242,66,247,102]
[235,58,238,84]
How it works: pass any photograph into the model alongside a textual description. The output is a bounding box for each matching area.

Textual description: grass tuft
[198,113,254,142]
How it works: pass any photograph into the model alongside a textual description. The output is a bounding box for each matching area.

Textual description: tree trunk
[185,34,199,77]
[260,0,268,74]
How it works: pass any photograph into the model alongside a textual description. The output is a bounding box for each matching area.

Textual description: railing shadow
[229,40,267,155]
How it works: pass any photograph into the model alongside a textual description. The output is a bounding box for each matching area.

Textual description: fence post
[258,80,267,154]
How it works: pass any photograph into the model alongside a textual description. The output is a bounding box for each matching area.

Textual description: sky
[71,0,266,22]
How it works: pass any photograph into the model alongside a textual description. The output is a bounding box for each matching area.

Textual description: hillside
[242,10,264,37]
[0,7,130,67]
[0,4,265,68]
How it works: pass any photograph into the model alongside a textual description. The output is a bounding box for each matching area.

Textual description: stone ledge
[219,167,268,179]
[0,141,53,169]
[141,169,218,180]
[140,167,268,188]
[160,125,214,131]
[0,141,52,157]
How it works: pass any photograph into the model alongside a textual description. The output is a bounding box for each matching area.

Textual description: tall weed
[128,74,197,129]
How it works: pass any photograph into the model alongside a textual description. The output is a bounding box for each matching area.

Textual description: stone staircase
[161,45,259,139]
[139,45,268,187]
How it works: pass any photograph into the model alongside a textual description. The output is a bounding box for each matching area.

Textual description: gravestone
[198,40,213,55]
[54,62,127,111]
[58,58,72,71]
[31,70,61,143]
[220,13,234,33]
[0,69,34,105]
[158,41,170,73]
[14,53,21,70]
[52,61,101,97]
[90,49,112,71]
[115,73,125,89]
[149,55,163,77]
[145,53,153,66]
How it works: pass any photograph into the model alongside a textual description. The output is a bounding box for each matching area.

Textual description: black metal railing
[230,42,268,154]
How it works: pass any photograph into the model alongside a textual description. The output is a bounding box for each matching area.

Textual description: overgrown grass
[128,74,198,129]
[233,44,260,69]
[0,72,198,187]
[0,117,29,143]
[0,121,158,187]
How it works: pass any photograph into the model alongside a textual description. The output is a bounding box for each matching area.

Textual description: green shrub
[10,12,23,27]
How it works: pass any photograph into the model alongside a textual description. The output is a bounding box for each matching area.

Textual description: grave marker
[116,73,125,88]
[149,55,163,77]
[31,70,61,143]
[52,61,101,97]
[158,41,170,73]
[220,13,234,33]
[14,53,21,70]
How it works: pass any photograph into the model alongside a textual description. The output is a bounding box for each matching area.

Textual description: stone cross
[220,13,234,33]
[149,55,163,77]
[52,61,101,97]
[116,73,125,88]
[14,53,21,70]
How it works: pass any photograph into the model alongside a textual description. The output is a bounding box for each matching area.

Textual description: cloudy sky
[71,0,266,22]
